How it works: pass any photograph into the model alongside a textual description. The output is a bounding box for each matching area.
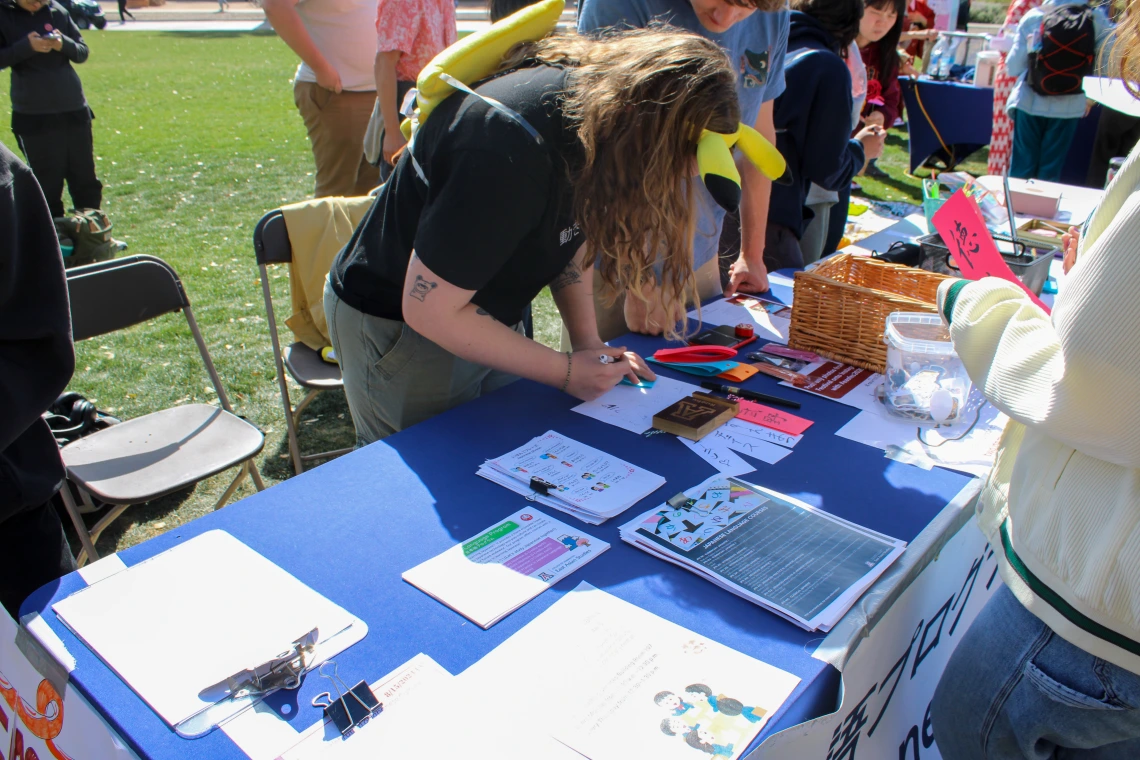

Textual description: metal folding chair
[59,255,266,565]
[253,209,352,475]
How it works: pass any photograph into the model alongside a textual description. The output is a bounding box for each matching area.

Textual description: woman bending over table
[325,28,742,445]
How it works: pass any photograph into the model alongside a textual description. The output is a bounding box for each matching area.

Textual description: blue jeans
[1010,109,1080,182]
[932,585,1140,759]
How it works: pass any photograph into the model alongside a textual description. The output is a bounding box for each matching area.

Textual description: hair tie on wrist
[559,351,572,393]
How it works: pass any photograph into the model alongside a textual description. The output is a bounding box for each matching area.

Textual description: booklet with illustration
[478,430,666,524]
[403,508,608,628]
[455,583,801,760]
[619,476,906,631]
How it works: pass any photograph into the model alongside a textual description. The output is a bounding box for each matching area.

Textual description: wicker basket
[788,253,951,373]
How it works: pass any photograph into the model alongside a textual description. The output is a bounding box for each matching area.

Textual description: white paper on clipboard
[52,530,367,732]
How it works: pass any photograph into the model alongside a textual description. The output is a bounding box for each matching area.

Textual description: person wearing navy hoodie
[0,0,100,220]
[0,142,76,617]
[765,0,885,269]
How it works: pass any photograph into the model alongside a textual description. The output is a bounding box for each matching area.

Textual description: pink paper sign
[932,190,1051,314]
[734,399,813,435]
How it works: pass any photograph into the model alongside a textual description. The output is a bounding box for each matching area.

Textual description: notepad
[52,530,367,734]
[478,431,666,524]
[403,509,608,628]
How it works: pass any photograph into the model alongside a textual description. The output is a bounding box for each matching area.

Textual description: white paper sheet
[835,404,1007,477]
[572,375,699,435]
[272,654,453,760]
[53,531,365,731]
[711,419,801,456]
[482,430,666,520]
[457,583,801,760]
[402,509,609,628]
[305,674,580,759]
[678,436,757,476]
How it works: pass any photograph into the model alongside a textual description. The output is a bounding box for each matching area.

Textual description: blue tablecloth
[901,77,1100,186]
[22,320,972,759]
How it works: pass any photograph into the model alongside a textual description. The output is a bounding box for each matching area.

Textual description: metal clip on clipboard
[312,660,383,739]
[174,628,319,737]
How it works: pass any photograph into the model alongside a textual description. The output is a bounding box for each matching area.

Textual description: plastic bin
[916,233,1056,296]
[879,312,972,425]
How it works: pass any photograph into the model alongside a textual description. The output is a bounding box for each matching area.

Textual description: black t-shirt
[329,65,585,326]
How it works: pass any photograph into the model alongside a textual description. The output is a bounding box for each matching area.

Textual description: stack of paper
[403,509,608,628]
[451,583,802,760]
[478,430,666,524]
[619,476,906,631]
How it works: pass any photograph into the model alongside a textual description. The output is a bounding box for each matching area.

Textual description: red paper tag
[734,399,813,435]
[932,190,1051,314]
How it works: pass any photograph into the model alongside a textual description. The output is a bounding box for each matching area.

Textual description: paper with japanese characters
[403,508,608,628]
[620,476,906,631]
[456,583,801,760]
[478,430,666,521]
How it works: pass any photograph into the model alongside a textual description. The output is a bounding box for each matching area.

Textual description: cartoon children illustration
[653,690,693,717]
[581,472,596,480]
[512,466,528,473]
[540,453,557,460]
[685,684,764,724]
[590,482,610,491]
[685,725,735,757]
[660,716,696,738]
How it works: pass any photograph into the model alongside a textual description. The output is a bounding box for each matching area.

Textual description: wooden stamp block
[652,393,739,441]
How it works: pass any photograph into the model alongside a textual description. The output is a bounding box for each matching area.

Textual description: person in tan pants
[262,0,379,198]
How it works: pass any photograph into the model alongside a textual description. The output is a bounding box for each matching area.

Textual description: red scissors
[652,345,738,363]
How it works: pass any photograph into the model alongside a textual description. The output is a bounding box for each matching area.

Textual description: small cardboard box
[1010,182,1061,219]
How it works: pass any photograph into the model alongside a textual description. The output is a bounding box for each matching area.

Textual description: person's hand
[622,280,671,336]
[856,125,887,161]
[900,54,919,77]
[1084,98,1094,118]
[726,254,769,295]
[563,347,656,401]
[864,111,886,129]
[27,32,54,53]
[315,62,342,93]
[382,128,406,166]
[1062,225,1080,274]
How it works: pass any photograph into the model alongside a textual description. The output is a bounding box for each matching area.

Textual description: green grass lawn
[0,31,985,557]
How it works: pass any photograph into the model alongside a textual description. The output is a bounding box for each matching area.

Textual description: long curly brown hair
[503,28,740,338]
[1118,3,1140,98]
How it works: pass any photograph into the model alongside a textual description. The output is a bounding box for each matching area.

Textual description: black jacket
[769,11,866,239]
[0,142,75,520]
[0,0,88,115]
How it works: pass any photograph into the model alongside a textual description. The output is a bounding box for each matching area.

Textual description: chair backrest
[253,210,292,266]
[65,254,237,413]
[66,255,190,342]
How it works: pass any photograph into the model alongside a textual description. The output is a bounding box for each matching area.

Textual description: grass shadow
[260,388,356,480]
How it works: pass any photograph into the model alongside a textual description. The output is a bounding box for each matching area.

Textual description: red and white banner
[0,609,136,760]
[753,519,1000,760]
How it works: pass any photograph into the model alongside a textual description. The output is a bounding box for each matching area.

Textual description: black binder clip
[529,476,556,497]
[311,661,383,739]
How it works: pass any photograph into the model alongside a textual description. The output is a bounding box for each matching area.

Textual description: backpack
[1027,4,1097,96]
[54,208,117,268]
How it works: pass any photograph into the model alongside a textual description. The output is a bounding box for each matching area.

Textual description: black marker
[700,381,801,410]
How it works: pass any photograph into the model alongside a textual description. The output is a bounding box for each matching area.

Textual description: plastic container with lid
[878,312,972,425]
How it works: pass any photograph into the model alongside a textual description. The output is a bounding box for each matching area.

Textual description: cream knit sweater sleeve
[935,183,1140,470]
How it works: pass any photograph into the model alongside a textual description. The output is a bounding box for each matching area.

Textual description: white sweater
[937,142,1140,674]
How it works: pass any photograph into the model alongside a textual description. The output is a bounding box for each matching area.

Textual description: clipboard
[52,530,368,737]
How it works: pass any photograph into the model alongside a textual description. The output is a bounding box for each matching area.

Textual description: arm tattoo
[550,260,582,293]
[475,306,497,321]
[408,274,438,302]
